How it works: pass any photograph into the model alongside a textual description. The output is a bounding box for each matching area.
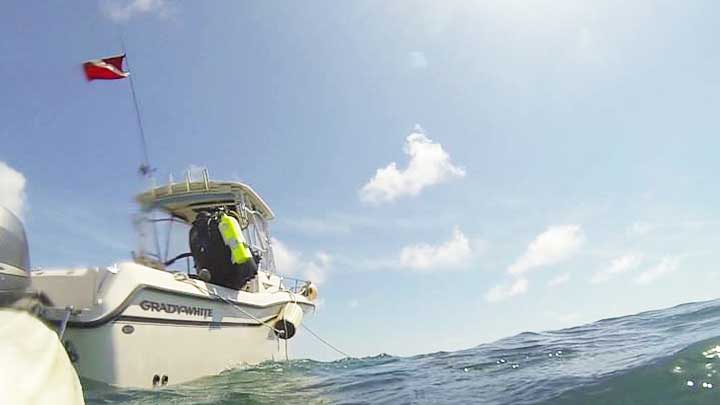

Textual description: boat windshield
[134,206,277,275]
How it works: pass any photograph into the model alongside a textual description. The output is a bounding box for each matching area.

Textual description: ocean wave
[85,299,720,404]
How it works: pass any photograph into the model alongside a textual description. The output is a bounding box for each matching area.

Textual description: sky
[3,0,720,360]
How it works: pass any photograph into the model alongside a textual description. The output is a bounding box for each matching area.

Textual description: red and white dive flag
[83,54,129,81]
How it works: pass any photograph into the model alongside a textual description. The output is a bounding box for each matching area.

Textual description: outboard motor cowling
[0,207,30,303]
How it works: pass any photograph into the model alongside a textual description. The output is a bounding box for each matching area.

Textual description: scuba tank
[188,209,257,290]
[217,213,253,265]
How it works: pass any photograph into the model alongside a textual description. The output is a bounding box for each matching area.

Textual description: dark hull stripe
[113,315,266,328]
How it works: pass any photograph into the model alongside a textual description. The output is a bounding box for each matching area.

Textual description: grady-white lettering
[139,300,213,318]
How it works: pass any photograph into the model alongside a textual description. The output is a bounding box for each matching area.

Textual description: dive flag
[83,54,129,81]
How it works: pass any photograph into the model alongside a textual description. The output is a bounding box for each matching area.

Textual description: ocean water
[85,299,720,404]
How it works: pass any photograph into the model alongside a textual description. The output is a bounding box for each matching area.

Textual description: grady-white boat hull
[32,262,313,388]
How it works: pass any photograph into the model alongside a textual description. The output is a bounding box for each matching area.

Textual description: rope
[174,273,351,360]
[174,274,279,333]
[300,323,352,359]
[284,291,299,363]
[183,276,294,362]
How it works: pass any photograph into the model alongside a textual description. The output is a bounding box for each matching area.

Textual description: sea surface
[85,299,720,404]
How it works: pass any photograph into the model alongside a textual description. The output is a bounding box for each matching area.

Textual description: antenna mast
[120,39,154,178]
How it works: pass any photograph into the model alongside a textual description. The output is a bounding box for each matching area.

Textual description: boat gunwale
[42,283,313,329]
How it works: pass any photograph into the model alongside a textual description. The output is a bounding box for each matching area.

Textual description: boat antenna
[120,38,155,178]
[119,36,162,267]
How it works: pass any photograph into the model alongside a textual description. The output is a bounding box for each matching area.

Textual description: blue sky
[3,0,720,360]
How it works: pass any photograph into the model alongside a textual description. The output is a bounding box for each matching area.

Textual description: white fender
[274,302,303,340]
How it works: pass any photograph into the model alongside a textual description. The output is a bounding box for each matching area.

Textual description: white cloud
[591,254,643,284]
[281,211,462,236]
[574,27,609,66]
[302,252,332,285]
[399,227,473,271]
[508,225,585,275]
[348,299,360,309]
[408,51,428,69]
[282,217,352,235]
[101,0,171,22]
[546,273,571,287]
[545,311,580,323]
[635,257,679,285]
[360,126,465,204]
[271,237,331,285]
[627,222,654,237]
[485,278,529,303]
[0,161,26,218]
[312,297,326,313]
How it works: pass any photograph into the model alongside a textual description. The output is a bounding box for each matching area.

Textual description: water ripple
[85,298,720,404]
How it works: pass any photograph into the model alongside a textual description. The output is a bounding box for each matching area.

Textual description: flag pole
[120,39,154,178]
[119,38,163,263]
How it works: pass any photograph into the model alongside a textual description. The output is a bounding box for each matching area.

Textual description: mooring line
[300,323,352,359]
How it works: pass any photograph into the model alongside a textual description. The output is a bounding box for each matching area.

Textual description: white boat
[28,172,318,388]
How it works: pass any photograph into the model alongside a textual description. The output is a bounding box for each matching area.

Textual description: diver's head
[0,207,30,305]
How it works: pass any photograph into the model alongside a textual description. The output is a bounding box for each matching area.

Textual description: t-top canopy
[135,179,275,223]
